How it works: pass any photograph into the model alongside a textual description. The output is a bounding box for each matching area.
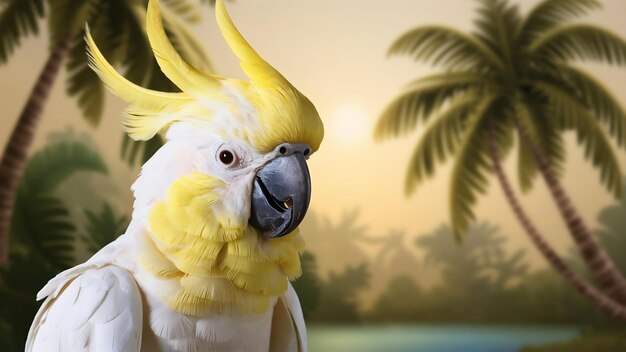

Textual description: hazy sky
[2,0,626,266]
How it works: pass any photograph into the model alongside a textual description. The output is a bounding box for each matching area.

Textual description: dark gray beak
[249,148,311,238]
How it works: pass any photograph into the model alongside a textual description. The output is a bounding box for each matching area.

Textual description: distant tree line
[294,207,626,327]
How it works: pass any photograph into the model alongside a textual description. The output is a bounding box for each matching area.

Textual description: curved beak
[249,152,311,238]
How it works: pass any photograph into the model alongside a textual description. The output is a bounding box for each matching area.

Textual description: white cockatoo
[26,0,324,350]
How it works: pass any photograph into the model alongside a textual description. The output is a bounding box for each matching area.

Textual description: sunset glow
[327,104,371,147]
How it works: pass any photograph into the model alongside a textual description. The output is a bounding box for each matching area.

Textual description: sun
[327,104,371,147]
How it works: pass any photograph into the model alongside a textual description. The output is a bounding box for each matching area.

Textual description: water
[308,324,580,352]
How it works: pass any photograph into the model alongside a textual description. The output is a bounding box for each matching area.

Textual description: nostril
[303,148,310,156]
[279,146,287,154]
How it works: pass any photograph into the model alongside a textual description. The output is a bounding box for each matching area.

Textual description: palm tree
[376,0,626,319]
[367,230,421,290]
[0,0,212,264]
[300,209,372,277]
[312,264,370,322]
[417,223,505,292]
[1,139,107,350]
[371,230,407,267]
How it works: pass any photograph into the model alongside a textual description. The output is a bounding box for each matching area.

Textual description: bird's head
[86,0,323,314]
[87,0,323,240]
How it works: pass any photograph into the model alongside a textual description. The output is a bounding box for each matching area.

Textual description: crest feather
[85,26,192,140]
[215,0,287,88]
[87,0,324,149]
[215,0,324,152]
[146,0,221,95]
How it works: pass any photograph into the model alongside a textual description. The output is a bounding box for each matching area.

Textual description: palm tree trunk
[514,121,626,305]
[0,35,73,265]
[488,120,626,321]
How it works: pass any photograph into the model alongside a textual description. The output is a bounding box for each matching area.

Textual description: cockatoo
[26,0,323,350]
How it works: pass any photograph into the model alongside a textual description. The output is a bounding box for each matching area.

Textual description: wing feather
[26,265,143,352]
[269,283,307,352]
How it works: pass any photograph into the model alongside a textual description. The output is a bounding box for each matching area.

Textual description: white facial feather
[130,102,282,231]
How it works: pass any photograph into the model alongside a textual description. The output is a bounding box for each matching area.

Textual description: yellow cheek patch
[143,171,305,316]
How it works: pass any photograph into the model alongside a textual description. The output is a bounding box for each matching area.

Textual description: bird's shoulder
[26,264,143,352]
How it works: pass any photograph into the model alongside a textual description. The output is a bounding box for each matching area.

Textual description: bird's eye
[219,150,235,166]
[216,145,244,169]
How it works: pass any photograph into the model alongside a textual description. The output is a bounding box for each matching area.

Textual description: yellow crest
[86,0,324,152]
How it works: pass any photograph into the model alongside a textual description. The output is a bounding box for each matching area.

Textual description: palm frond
[512,96,544,149]
[82,202,129,254]
[65,1,128,126]
[48,0,96,48]
[118,11,175,165]
[491,111,516,166]
[4,140,108,344]
[12,195,76,270]
[65,33,106,126]
[530,24,626,65]
[405,93,483,194]
[518,123,564,193]
[120,133,163,165]
[450,96,501,238]
[473,0,522,64]
[407,71,488,89]
[114,2,156,87]
[107,0,142,62]
[11,140,107,269]
[162,0,201,24]
[0,0,44,64]
[121,2,211,89]
[375,72,486,140]
[519,0,601,44]
[541,63,626,146]
[162,8,213,72]
[0,252,54,349]
[388,25,504,71]
[533,81,623,197]
[568,117,622,198]
[513,92,565,192]
[20,141,107,196]
[517,139,537,192]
